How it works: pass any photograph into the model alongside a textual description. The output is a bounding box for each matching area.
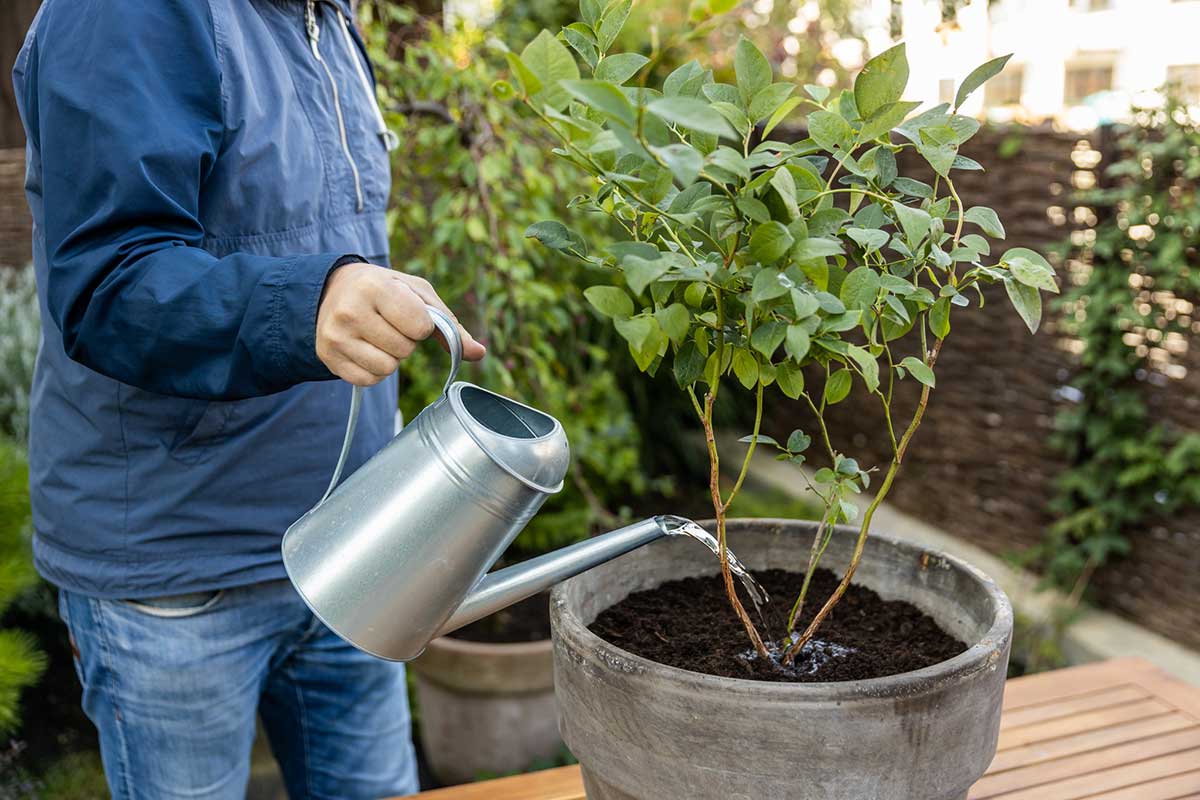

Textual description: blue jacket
[13,0,398,597]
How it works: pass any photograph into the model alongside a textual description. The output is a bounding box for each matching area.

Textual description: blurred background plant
[1036,93,1200,593]
[0,265,38,441]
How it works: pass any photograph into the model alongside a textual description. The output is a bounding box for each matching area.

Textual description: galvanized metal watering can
[282,305,674,661]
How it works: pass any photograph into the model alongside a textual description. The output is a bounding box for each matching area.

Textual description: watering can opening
[458,385,556,440]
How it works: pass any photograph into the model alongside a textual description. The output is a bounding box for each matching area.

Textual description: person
[12,0,486,797]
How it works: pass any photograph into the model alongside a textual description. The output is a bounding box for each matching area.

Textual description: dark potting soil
[589,568,967,683]
[450,591,551,644]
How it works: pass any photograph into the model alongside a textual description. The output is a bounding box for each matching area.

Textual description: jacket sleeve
[21,0,343,400]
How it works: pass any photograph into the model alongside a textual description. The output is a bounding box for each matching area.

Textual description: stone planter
[551,518,1013,800]
[410,634,561,785]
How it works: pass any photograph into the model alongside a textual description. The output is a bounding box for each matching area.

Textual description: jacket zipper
[335,12,399,152]
[305,0,364,212]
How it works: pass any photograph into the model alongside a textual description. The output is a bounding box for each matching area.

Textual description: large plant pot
[411,635,561,785]
[551,518,1012,800]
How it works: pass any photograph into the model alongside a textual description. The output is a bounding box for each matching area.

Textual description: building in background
[861,0,1200,126]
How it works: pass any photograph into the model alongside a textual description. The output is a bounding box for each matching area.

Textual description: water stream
[659,515,770,623]
[658,515,858,677]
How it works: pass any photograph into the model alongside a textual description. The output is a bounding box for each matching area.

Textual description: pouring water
[659,514,770,623]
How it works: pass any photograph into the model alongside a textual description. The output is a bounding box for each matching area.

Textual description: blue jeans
[58,579,419,799]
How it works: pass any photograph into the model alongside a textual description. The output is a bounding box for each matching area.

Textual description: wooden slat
[991,749,1200,800]
[987,713,1197,774]
[411,765,584,800]
[998,698,1175,750]
[971,727,1200,797]
[1084,770,1200,800]
[410,658,1200,800]
[1000,685,1151,731]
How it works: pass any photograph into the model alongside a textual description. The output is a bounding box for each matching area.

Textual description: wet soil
[450,592,551,644]
[590,568,967,683]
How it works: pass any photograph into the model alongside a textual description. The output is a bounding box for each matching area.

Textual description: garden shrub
[0,266,39,442]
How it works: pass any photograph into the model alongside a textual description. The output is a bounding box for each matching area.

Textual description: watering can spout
[435,516,674,638]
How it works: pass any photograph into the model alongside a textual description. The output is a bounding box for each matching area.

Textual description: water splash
[739,633,858,679]
[659,515,770,622]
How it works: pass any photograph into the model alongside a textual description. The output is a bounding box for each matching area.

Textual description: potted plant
[502,2,1057,798]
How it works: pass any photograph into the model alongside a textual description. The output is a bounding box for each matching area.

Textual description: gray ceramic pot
[551,518,1012,800]
[411,634,561,785]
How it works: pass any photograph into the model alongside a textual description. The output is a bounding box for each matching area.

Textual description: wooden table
[411,657,1200,800]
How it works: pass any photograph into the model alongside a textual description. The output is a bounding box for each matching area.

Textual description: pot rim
[551,517,1013,700]
[427,633,553,657]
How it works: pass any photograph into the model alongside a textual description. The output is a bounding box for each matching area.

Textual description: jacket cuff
[270,253,364,384]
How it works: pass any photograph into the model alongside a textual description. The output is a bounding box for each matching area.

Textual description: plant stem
[787,502,835,632]
[699,390,770,659]
[725,380,764,509]
[783,338,944,665]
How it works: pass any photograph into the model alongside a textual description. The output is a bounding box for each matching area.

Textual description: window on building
[939,79,956,105]
[1167,65,1200,102]
[985,65,1024,106]
[1065,62,1114,105]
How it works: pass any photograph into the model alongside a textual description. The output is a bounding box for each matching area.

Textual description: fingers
[391,274,488,362]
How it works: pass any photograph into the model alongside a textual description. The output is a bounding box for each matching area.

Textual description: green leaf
[734,36,772,105]
[787,430,812,452]
[648,97,738,139]
[597,0,633,51]
[562,24,599,71]
[581,0,603,27]
[711,102,752,137]
[674,340,705,386]
[804,84,830,102]
[769,167,799,218]
[655,303,691,345]
[929,297,951,339]
[738,433,779,447]
[1005,276,1043,334]
[792,237,844,261]
[785,324,811,362]
[708,147,750,180]
[653,143,704,186]
[624,255,670,295]
[960,233,991,256]
[732,350,759,389]
[584,285,634,319]
[847,344,880,393]
[839,266,880,310]
[808,111,853,152]
[763,96,803,137]
[791,289,820,318]
[505,53,543,98]
[595,52,650,84]
[859,100,921,142]
[665,60,706,98]
[521,30,581,111]
[963,206,1006,238]
[751,321,787,357]
[1004,247,1058,293]
[751,268,789,303]
[918,142,958,177]
[892,201,932,247]
[776,362,805,398]
[749,221,795,263]
[825,368,853,404]
[561,79,635,127]
[749,82,795,123]
[854,43,909,118]
[954,54,1013,110]
[525,220,584,252]
[614,314,654,349]
[846,227,889,254]
[899,356,935,387]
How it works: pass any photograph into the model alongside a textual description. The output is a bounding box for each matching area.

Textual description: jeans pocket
[121,589,225,619]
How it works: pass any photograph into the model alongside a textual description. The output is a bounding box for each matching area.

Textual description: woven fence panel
[0,148,30,268]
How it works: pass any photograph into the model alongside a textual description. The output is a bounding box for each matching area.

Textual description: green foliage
[359,5,654,557]
[0,438,44,735]
[505,3,1050,655]
[1037,96,1200,590]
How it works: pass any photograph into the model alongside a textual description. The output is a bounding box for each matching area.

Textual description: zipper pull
[304,0,321,57]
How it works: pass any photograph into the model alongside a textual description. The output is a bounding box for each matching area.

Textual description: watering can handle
[318,305,463,505]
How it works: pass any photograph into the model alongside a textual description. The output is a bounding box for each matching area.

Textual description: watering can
[282,305,676,661]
